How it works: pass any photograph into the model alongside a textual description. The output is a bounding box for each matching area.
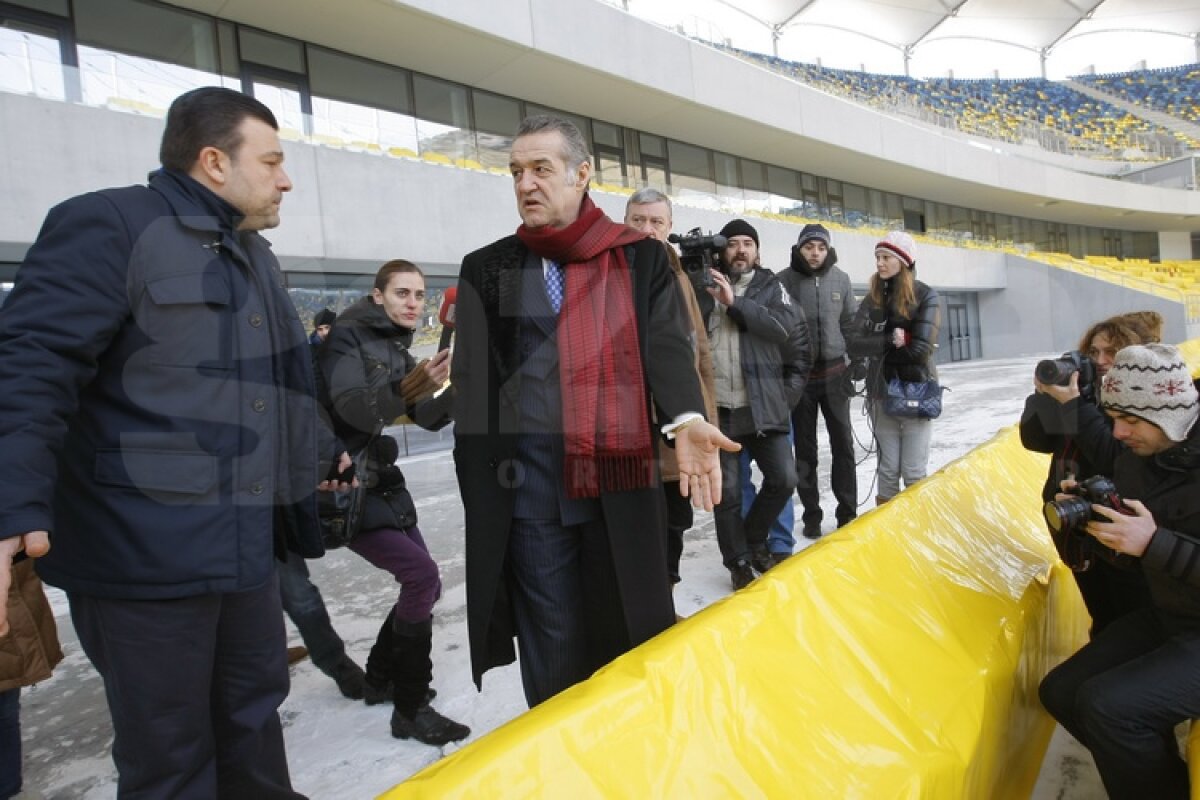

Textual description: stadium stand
[1075,64,1200,125]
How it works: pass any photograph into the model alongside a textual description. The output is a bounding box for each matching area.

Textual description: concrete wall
[978,256,1187,359]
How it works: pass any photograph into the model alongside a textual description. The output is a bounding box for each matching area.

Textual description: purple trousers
[348,525,441,623]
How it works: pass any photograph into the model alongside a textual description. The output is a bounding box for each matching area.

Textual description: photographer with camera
[1020,313,1160,634]
[1038,343,1200,799]
[705,219,810,589]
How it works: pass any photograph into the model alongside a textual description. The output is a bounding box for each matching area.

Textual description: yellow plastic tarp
[383,426,1089,799]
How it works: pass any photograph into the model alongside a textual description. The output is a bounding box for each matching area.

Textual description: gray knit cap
[1100,343,1199,442]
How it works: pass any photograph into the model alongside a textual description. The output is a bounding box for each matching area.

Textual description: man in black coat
[0,88,349,798]
[451,115,737,706]
[1039,344,1200,798]
[705,219,810,589]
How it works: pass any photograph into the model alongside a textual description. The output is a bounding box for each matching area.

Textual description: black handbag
[316,446,369,550]
[883,377,946,420]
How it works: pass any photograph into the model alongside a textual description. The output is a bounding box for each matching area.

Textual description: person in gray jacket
[705,219,810,589]
[778,224,859,540]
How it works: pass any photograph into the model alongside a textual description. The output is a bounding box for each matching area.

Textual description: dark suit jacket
[452,233,704,687]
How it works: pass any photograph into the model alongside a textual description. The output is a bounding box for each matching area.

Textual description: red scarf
[517,195,654,498]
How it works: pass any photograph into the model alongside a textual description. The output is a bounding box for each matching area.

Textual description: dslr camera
[1035,350,1097,400]
[1043,475,1132,571]
[668,227,726,289]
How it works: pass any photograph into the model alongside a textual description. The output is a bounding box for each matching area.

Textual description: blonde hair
[867,262,917,319]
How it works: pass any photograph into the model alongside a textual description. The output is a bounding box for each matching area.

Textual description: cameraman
[1020,313,1159,634]
[1039,343,1200,799]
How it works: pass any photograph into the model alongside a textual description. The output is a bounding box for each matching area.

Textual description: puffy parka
[777,246,855,374]
[847,276,941,398]
[319,297,451,531]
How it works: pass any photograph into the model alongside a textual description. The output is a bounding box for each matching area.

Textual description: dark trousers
[277,548,348,676]
[1073,558,1153,636]
[662,480,691,584]
[792,378,857,526]
[714,415,797,568]
[69,575,303,800]
[0,687,19,799]
[348,525,442,624]
[507,517,626,707]
[1039,607,1200,800]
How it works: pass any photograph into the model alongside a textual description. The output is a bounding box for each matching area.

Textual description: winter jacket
[847,277,941,399]
[0,560,62,692]
[1112,415,1200,631]
[706,266,811,434]
[0,170,329,599]
[1020,391,1125,503]
[778,247,855,382]
[320,297,451,532]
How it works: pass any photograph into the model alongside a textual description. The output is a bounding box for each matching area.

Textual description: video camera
[1043,474,1132,571]
[668,227,726,289]
[1035,350,1097,401]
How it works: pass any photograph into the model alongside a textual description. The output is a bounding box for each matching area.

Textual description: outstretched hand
[674,420,741,512]
[0,530,50,638]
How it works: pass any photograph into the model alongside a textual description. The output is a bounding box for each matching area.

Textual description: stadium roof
[631,0,1200,78]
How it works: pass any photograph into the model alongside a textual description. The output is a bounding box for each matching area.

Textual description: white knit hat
[875,231,916,269]
[1100,343,1199,443]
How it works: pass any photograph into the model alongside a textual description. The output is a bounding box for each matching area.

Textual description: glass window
[667,140,714,198]
[0,17,65,99]
[593,120,622,149]
[308,47,409,114]
[75,0,217,73]
[766,165,800,215]
[413,74,474,161]
[216,20,238,77]
[740,159,767,192]
[843,183,868,227]
[246,71,306,135]
[238,27,303,73]
[639,132,665,159]
[473,90,520,170]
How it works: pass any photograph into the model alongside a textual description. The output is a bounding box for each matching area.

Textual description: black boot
[389,616,469,746]
[329,655,367,700]
[362,608,395,706]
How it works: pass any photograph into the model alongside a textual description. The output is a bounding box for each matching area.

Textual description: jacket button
[488,458,500,469]
[249,483,264,496]
[252,398,267,412]
[249,313,263,327]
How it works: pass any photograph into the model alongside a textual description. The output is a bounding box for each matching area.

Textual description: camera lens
[1044,496,1092,533]
[1035,358,1075,386]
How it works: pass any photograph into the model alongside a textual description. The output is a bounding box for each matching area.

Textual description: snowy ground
[17,355,1102,798]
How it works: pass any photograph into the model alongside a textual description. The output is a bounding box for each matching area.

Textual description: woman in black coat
[847,231,941,504]
[319,259,468,747]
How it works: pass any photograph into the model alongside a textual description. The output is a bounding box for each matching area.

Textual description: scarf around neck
[516,194,654,498]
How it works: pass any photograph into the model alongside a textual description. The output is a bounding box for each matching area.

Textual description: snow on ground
[20,355,1103,798]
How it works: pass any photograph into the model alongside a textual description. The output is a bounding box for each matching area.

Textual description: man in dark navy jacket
[0,88,346,798]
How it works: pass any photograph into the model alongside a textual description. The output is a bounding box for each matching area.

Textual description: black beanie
[719,219,759,249]
[313,308,336,329]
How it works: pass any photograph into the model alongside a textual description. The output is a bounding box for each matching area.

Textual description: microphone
[437,287,457,351]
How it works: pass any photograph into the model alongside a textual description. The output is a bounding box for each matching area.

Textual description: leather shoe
[768,551,791,569]
[749,545,772,573]
[802,522,822,540]
[391,704,470,746]
[286,645,309,665]
[729,559,755,591]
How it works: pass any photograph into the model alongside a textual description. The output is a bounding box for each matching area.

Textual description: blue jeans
[277,548,349,676]
[1039,607,1200,799]
[0,687,20,799]
[740,450,795,554]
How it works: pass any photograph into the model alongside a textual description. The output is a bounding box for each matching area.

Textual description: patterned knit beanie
[796,223,831,248]
[1100,343,1199,443]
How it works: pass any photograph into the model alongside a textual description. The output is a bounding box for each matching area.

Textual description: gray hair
[627,188,672,215]
[516,114,591,172]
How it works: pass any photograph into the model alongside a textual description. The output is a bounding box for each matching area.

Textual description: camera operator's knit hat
[313,308,336,329]
[796,223,831,248]
[875,230,916,269]
[719,219,759,248]
[1100,343,1199,443]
